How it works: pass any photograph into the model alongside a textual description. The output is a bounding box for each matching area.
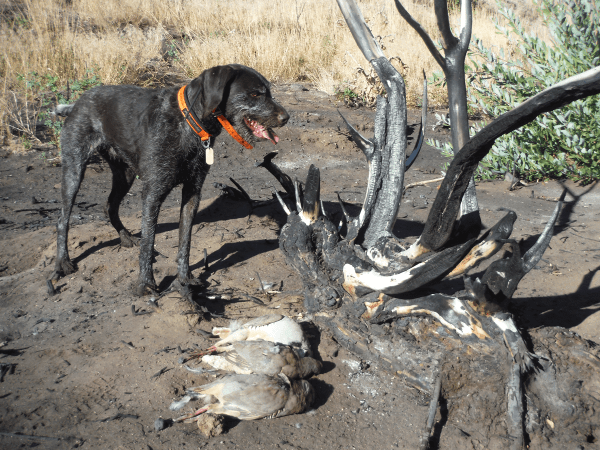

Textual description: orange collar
[177,85,253,149]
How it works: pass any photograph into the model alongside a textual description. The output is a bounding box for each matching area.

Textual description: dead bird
[170,373,315,421]
[208,314,311,357]
[201,340,322,378]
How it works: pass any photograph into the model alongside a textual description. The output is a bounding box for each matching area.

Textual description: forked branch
[394,0,477,225]
[392,0,444,69]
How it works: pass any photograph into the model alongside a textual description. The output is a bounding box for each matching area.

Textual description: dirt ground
[1,83,599,449]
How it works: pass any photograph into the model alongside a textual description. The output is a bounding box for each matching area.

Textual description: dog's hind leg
[102,155,139,247]
[52,136,95,280]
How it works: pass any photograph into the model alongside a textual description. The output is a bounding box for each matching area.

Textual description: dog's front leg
[135,188,166,296]
[176,181,203,286]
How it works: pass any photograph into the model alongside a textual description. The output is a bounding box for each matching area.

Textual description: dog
[50,64,289,296]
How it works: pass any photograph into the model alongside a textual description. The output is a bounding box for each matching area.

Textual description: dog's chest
[175,147,211,182]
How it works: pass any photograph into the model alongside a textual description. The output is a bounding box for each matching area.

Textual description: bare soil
[1,83,599,449]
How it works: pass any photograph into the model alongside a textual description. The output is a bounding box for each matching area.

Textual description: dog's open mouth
[244,118,279,144]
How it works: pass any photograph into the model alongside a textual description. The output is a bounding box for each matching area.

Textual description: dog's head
[187,64,289,145]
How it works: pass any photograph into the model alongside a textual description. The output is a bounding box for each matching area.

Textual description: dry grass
[0,0,547,147]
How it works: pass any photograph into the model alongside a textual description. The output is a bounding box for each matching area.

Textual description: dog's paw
[179,276,205,287]
[133,281,158,297]
[55,258,77,278]
[119,230,140,248]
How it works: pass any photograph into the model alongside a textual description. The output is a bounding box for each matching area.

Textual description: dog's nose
[278,111,290,126]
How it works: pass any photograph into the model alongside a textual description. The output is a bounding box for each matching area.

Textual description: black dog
[50,64,289,296]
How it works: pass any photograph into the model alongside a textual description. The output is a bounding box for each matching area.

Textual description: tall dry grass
[0,0,547,145]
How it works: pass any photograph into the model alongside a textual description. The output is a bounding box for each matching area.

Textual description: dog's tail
[53,104,75,117]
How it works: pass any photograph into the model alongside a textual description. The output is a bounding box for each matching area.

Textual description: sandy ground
[1,83,599,449]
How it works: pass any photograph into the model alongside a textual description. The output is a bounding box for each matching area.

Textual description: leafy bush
[431,0,600,182]
[40,68,102,145]
[10,68,102,147]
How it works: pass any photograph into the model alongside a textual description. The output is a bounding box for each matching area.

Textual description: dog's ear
[188,65,238,119]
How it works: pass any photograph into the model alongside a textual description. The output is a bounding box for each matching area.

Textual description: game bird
[208,314,311,357]
[170,373,315,421]
[201,340,322,378]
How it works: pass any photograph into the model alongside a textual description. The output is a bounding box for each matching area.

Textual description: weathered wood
[394,0,480,227]
[258,1,600,445]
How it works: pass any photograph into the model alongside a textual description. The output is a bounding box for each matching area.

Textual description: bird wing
[243,314,284,329]
[232,341,288,376]
[221,350,253,373]
[202,354,252,374]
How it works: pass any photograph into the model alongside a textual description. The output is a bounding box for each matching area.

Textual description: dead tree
[274,0,600,310]
[254,0,600,447]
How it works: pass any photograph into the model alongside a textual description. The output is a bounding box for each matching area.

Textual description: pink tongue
[253,124,279,144]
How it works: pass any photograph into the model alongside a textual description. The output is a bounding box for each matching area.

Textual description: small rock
[290,83,309,92]
[154,417,171,431]
[196,413,225,437]
[13,309,27,318]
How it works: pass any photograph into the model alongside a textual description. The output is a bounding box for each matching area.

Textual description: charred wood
[393,0,480,229]
[253,0,600,445]
[255,152,295,199]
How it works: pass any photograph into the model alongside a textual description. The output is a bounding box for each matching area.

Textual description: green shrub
[39,68,102,146]
[12,68,101,147]
[430,0,600,182]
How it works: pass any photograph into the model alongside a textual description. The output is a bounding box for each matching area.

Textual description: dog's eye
[250,93,261,98]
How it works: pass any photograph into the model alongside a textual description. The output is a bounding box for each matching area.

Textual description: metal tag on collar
[202,138,214,165]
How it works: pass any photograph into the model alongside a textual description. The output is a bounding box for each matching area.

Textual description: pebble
[154,417,171,431]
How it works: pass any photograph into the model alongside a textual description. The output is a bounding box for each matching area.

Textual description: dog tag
[205,147,214,165]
